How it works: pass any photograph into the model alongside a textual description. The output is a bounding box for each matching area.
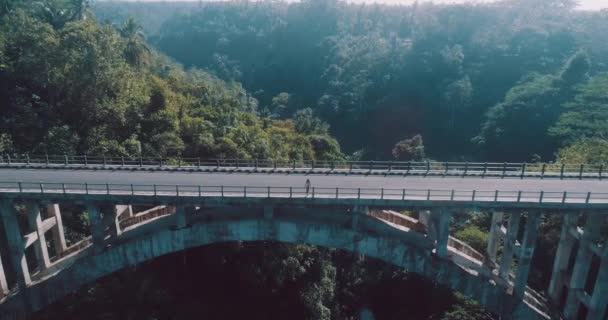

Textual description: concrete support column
[486,211,504,262]
[101,207,119,239]
[548,213,577,304]
[0,252,8,298]
[587,250,608,320]
[430,208,450,258]
[564,213,602,319]
[0,199,31,287]
[174,205,187,229]
[513,211,540,297]
[86,203,105,253]
[25,204,51,271]
[500,211,521,280]
[47,204,67,255]
[115,205,133,219]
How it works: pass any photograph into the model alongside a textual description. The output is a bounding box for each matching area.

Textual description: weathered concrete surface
[0,205,543,320]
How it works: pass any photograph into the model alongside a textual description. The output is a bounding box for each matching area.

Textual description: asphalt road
[1,168,607,194]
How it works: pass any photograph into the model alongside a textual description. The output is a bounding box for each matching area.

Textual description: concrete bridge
[0,158,607,319]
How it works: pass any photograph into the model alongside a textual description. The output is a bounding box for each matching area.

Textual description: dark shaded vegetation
[32,242,493,320]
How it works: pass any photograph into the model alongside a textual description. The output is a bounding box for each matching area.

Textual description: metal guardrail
[0,182,606,204]
[0,154,605,179]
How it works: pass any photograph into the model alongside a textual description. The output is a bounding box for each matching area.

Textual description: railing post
[154,184,157,197]
[274,160,277,170]
[472,190,476,201]
[494,190,499,202]
[381,188,384,200]
[255,159,258,170]
[40,183,44,194]
[198,185,202,198]
[84,154,88,166]
[388,161,392,172]
[599,164,604,180]
[198,157,201,168]
[407,161,411,175]
[520,163,527,179]
[562,191,567,203]
[502,162,506,178]
[176,185,180,197]
[216,159,220,169]
[121,156,125,166]
[331,161,335,170]
[560,163,565,179]
[131,184,134,195]
[293,159,296,170]
[358,188,361,199]
[64,154,68,165]
[103,155,107,167]
[427,189,431,201]
[463,162,468,176]
[243,186,247,198]
[444,161,449,176]
[85,182,88,194]
[236,158,240,169]
[159,157,163,167]
[139,156,143,167]
[178,158,182,168]
[579,164,584,180]
[106,183,110,195]
[335,187,339,199]
[289,187,292,198]
[267,186,270,198]
[402,189,405,200]
[426,160,430,176]
[62,183,66,194]
[539,191,544,203]
[349,162,353,171]
[45,154,49,165]
[312,187,315,198]
[312,160,315,170]
[221,186,224,197]
[6,154,10,165]
[450,189,454,201]
[369,161,372,171]
[517,191,522,202]
[586,192,591,204]
[26,154,30,165]
[18,182,22,193]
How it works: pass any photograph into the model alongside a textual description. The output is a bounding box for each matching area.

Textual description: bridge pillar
[0,249,7,299]
[86,203,105,253]
[25,204,51,271]
[486,210,504,264]
[429,208,451,258]
[499,211,521,280]
[174,205,187,229]
[548,213,577,304]
[47,204,67,255]
[563,212,602,319]
[587,248,608,320]
[0,200,31,288]
[513,211,540,297]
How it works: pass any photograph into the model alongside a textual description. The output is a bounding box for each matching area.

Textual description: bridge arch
[0,206,539,319]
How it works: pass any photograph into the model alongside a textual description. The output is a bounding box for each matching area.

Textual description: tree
[120,17,151,68]
[294,108,329,135]
[550,73,608,144]
[392,134,425,161]
[556,138,608,164]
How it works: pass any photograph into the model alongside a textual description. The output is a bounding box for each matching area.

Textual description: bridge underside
[0,204,543,320]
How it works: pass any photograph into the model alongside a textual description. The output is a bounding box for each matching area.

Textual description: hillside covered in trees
[94,0,608,163]
[2,0,608,319]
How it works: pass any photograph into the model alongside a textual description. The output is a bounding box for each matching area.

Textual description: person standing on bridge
[305,178,311,196]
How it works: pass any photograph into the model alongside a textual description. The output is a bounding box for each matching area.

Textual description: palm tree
[121,17,151,69]
[32,0,90,29]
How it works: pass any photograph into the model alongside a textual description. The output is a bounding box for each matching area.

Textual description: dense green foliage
[94,0,608,162]
[0,2,343,161]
